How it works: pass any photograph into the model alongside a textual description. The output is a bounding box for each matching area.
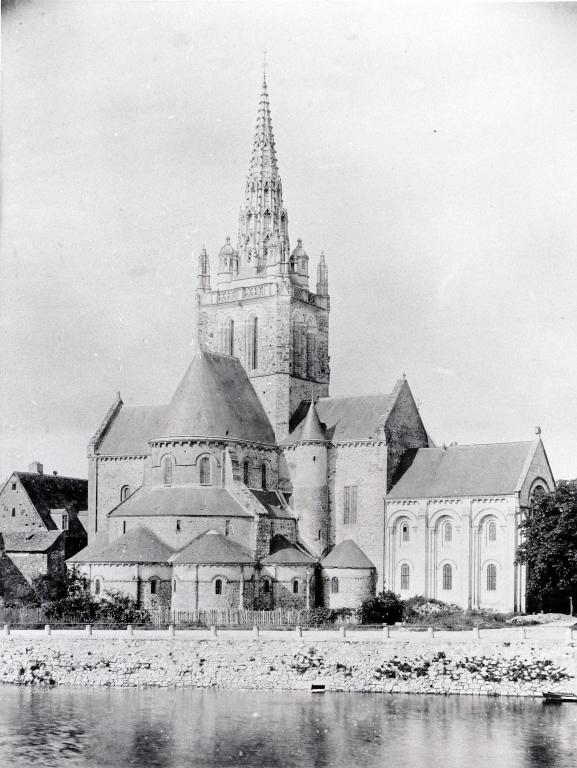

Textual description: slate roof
[387,442,536,499]
[262,535,316,565]
[0,530,63,553]
[13,472,87,515]
[161,349,275,444]
[108,486,253,518]
[299,401,327,442]
[286,390,400,444]
[96,406,166,456]
[68,525,174,563]
[250,490,294,519]
[320,539,375,569]
[170,530,254,565]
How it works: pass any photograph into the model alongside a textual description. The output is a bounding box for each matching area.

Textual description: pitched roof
[250,490,294,519]
[286,391,399,443]
[320,539,375,569]
[108,486,253,518]
[68,525,173,563]
[170,530,254,565]
[387,442,536,499]
[0,530,63,553]
[96,405,166,456]
[14,472,87,513]
[161,349,275,444]
[262,535,316,565]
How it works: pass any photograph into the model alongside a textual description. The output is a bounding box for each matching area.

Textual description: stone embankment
[0,633,576,697]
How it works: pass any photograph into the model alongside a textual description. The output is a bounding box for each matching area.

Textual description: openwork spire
[249,77,278,178]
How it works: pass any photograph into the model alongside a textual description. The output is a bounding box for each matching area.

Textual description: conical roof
[320,539,375,569]
[299,400,327,443]
[262,534,316,565]
[160,348,275,444]
[170,530,254,565]
[69,525,174,564]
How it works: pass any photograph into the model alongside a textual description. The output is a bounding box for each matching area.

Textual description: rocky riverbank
[0,636,575,697]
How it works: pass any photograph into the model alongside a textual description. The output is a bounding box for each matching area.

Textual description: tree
[516,479,577,612]
[357,590,403,625]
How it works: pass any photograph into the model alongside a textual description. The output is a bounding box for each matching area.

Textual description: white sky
[2,1,577,480]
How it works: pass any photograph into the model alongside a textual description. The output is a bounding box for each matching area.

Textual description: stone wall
[321,567,376,610]
[92,457,148,539]
[0,635,574,697]
[0,474,44,530]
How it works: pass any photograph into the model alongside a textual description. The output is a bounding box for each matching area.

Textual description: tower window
[11,508,16,518]
[292,580,299,594]
[247,316,258,370]
[11,483,16,491]
[487,564,497,591]
[442,564,452,591]
[401,523,409,542]
[331,577,339,594]
[162,456,174,486]
[176,519,181,533]
[223,318,234,356]
[444,522,452,543]
[150,579,157,595]
[243,459,250,486]
[94,579,101,596]
[343,486,357,524]
[263,580,270,593]
[215,579,222,595]
[225,519,232,536]
[120,485,130,502]
[199,457,211,486]
[292,317,305,377]
[123,521,126,534]
[261,463,267,490]
[488,521,497,542]
[173,580,176,593]
[306,327,316,379]
[400,564,410,591]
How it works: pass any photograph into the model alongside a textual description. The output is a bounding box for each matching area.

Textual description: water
[0,687,575,768]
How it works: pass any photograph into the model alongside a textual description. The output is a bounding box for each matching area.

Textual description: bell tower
[195,74,330,440]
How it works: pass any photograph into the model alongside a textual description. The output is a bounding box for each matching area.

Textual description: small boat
[311,684,326,694]
[542,691,577,704]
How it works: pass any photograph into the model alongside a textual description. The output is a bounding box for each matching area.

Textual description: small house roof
[170,530,254,565]
[320,539,375,569]
[68,525,173,564]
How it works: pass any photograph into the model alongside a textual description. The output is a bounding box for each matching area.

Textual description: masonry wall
[321,567,376,609]
[329,442,388,591]
[261,564,315,608]
[93,457,148,539]
[171,564,256,611]
[0,475,44,530]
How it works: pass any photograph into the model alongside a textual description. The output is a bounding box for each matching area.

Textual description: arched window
[215,579,222,595]
[487,564,497,591]
[400,564,410,590]
[243,460,250,486]
[173,580,176,593]
[225,520,233,537]
[247,316,258,370]
[150,579,157,595]
[122,521,127,534]
[306,327,316,379]
[223,318,234,356]
[292,580,299,594]
[331,577,339,594]
[442,564,452,591]
[488,521,497,542]
[199,456,211,486]
[120,485,130,502]
[262,580,270,593]
[261,463,267,490]
[444,522,452,542]
[401,523,410,543]
[292,316,305,376]
[162,456,174,486]
[94,579,101,596]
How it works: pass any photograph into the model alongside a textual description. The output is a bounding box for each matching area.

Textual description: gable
[517,440,555,507]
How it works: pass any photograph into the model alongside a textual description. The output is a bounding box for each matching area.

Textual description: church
[69,77,554,615]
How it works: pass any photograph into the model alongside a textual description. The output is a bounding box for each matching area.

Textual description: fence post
[44,624,51,636]
[566,626,573,643]
[518,627,526,641]
[295,625,302,638]
[427,627,435,639]
[168,624,175,638]
[472,626,480,640]
[3,624,10,637]
[252,625,259,638]
[85,624,92,636]
[340,626,347,640]
[382,625,390,639]
[127,624,133,637]
[210,625,217,638]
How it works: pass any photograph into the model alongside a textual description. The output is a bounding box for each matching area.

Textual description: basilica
[70,77,555,614]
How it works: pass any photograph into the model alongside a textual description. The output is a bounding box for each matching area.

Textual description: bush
[357,590,403,625]
[306,608,336,627]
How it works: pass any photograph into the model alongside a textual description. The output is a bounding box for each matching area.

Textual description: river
[0,687,575,767]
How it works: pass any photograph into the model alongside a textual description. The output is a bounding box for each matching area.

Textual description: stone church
[70,77,554,614]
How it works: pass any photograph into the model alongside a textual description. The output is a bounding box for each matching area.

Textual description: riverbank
[1,631,576,697]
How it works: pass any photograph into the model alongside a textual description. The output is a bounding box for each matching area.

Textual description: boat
[542,691,577,704]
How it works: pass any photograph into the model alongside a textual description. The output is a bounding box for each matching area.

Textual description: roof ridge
[15,472,88,482]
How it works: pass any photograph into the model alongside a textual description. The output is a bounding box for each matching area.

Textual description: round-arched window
[331,576,339,594]
[444,522,452,542]
[488,521,497,542]
[120,485,130,502]
[199,456,211,486]
[94,578,101,596]
[262,580,270,594]
[442,564,452,591]
[261,463,267,490]
[292,580,299,594]
[400,563,410,590]
[243,459,250,486]
[401,523,409,543]
[487,564,497,591]
[215,579,222,595]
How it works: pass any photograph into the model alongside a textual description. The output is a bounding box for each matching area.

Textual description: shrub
[357,590,403,625]
[306,608,336,627]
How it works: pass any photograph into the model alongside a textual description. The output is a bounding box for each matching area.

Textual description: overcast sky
[2,1,577,481]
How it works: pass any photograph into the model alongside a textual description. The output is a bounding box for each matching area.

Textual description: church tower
[196,75,330,440]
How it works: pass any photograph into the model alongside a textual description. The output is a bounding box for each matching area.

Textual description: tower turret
[316,251,328,296]
[197,246,211,293]
[290,400,329,558]
[290,239,309,288]
[217,236,236,283]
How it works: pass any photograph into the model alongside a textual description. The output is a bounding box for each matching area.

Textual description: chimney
[28,461,43,475]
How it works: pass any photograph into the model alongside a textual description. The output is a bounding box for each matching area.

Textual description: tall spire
[236,74,289,275]
[197,245,211,292]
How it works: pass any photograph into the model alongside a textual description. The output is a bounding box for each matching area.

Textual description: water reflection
[0,687,574,768]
